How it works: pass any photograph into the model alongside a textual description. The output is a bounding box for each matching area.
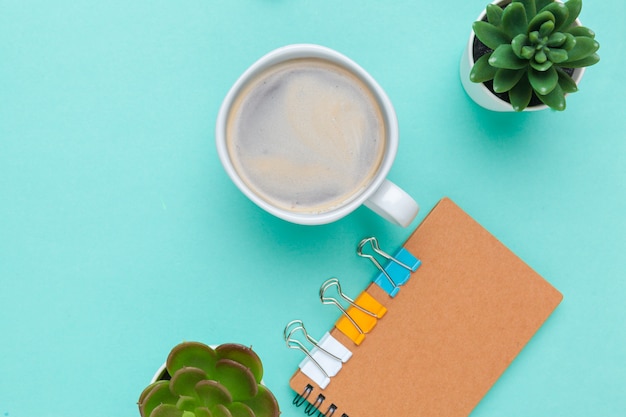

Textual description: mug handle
[364,179,419,227]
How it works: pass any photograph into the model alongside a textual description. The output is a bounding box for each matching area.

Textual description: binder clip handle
[357,237,400,289]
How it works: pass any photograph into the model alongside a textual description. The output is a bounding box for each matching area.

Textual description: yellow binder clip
[319,278,387,345]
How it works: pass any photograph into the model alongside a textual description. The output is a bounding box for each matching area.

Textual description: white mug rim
[215,44,399,225]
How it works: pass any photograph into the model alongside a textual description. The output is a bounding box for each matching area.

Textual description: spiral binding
[293,384,348,417]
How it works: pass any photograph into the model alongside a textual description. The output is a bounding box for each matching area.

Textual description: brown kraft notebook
[288,197,563,417]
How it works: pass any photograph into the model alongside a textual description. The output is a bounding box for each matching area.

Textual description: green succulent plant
[470,0,599,111]
[138,341,280,417]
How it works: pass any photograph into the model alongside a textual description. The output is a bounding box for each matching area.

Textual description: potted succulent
[137,341,280,417]
[460,0,600,111]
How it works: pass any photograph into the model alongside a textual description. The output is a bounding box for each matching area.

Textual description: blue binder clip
[357,237,421,297]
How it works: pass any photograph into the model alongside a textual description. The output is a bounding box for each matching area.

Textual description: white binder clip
[284,320,352,389]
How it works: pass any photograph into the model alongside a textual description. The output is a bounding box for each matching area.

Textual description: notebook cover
[289,197,563,417]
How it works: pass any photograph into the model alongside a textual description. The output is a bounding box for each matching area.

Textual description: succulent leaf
[214,359,258,401]
[501,2,528,37]
[141,381,178,417]
[515,0,537,21]
[509,76,534,111]
[563,52,600,68]
[473,21,511,49]
[540,2,569,31]
[150,404,185,417]
[539,20,555,37]
[167,342,218,378]
[176,396,200,412]
[528,30,540,44]
[564,36,599,62]
[489,44,528,69]
[537,82,566,110]
[493,68,526,93]
[170,367,209,397]
[226,402,255,417]
[241,385,280,417]
[139,381,165,413]
[470,53,497,83]
[521,46,535,59]
[195,380,233,409]
[511,34,529,57]
[211,405,233,417]
[566,26,595,38]
[529,66,558,95]
[528,11,555,33]
[194,407,213,417]
[562,0,583,29]
[546,48,568,63]
[556,68,578,93]
[535,50,548,64]
[530,58,553,71]
[547,32,567,47]
[563,33,577,50]
[486,4,504,25]
[216,344,264,384]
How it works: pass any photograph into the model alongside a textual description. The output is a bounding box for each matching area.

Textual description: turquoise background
[1,1,624,416]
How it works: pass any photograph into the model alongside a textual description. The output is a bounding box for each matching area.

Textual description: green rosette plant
[138,341,280,417]
[470,0,599,111]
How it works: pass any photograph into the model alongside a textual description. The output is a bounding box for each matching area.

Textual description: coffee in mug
[226,58,385,214]
[216,44,419,226]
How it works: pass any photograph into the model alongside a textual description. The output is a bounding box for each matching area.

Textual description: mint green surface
[0,1,624,416]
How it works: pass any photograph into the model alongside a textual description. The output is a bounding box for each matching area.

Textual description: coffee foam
[226,58,386,213]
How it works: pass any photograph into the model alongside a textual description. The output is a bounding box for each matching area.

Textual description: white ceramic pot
[460,0,585,112]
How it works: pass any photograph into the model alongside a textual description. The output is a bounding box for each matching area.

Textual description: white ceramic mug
[215,44,418,227]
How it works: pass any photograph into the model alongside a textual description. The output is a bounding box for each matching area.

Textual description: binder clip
[284,320,352,389]
[357,236,421,297]
[320,278,387,346]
